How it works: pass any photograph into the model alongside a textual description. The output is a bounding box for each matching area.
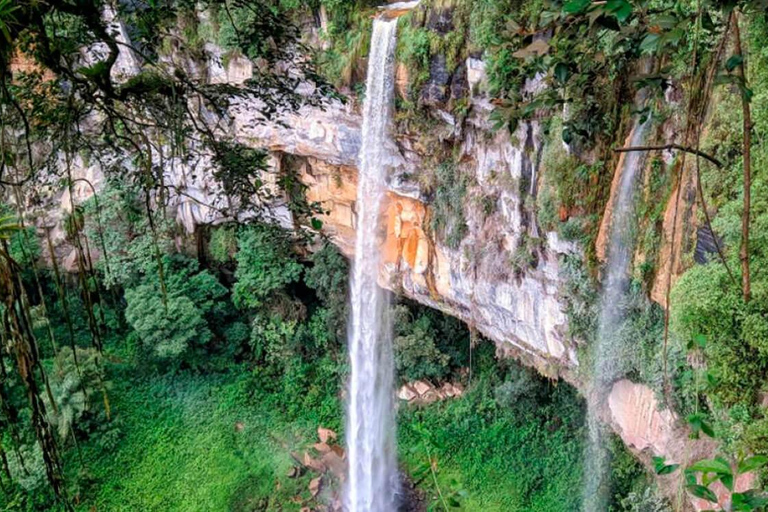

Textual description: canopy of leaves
[232,224,303,309]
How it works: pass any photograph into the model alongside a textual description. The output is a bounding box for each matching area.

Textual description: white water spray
[345,16,399,512]
[582,117,649,512]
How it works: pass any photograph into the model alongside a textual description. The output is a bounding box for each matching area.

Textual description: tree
[125,283,210,362]
[44,346,109,443]
[232,224,303,310]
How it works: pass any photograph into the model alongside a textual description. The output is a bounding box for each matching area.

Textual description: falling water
[345,16,399,512]
[582,117,649,512]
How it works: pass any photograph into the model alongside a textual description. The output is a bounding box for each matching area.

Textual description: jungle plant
[654,454,768,510]
[232,224,303,310]
[305,242,350,342]
[430,161,469,250]
[43,346,109,443]
[393,305,453,383]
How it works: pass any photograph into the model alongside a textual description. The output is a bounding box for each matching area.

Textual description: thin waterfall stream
[582,116,649,512]
[345,15,399,512]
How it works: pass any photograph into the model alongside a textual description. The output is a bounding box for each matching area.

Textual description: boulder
[398,385,418,401]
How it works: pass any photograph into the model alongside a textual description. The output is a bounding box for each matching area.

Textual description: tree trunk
[733,11,752,302]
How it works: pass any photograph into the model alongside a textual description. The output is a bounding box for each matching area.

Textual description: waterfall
[582,117,649,511]
[345,16,399,512]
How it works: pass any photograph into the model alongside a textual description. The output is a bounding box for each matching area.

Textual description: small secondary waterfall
[345,16,399,512]
[582,117,649,511]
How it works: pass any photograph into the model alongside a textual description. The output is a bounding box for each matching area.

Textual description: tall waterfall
[582,118,649,511]
[345,16,399,512]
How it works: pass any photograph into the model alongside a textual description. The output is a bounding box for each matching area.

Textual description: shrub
[125,285,211,363]
[208,226,237,263]
[430,161,469,250]
[305,243,349,341]
[233,225,303,310]
[44,347,110,442]
[671,263,768,405]
[494,364,543,411]
[393,305,453,382]
[619,488,672,512]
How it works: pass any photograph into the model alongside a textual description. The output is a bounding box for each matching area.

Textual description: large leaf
[726,55,744,72]
[639,33,661,53]
[554,63,570,84]
[688,413,716,438]
[732,490,768,511]
[689,458,732,477]
[687,484,719,503]
[512,39,550,59]
[720,473,734,492]
[651,14,679,30]
[606,0,632,22]
[653,456,680,475]
[563,0,591,14]
[738,455,768,474]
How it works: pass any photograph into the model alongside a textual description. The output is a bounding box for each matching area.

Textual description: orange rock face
[301,159,434,285]
[651,161,698,307]
[301,159,359,255]
[382,193,430,275]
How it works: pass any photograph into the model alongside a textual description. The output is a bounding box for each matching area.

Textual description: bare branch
[614,144,723,168]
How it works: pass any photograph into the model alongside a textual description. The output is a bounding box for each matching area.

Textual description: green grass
[25,347,655,512]
[56,360,587,512]
[69,368,323,512]
[398,374,585,511]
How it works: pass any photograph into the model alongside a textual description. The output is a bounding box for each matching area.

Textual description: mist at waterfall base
[582,119,649,512]
[344,17,399,512]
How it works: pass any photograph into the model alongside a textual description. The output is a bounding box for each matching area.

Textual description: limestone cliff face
[241,96,580,377]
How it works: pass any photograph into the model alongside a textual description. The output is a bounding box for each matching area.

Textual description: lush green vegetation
[0,177,659,510]
[5,0,768,510]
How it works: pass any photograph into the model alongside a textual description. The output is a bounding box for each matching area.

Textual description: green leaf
[606,0,632,22]
[693,334,707,348]
[658,463,680,475]
[726,55,744,72]
[720,473,734,491]
[653,456,680,475]
[742,86,754,103]
[311,218,323,230]
[738,455,768,474]
[639,33,660,53]
[651,14,679,29]
[563,0,591,14]
[732,490,768,511]
[689,458,732,476]
[687,484,719,503]
[688,414,716,438]
[554,63,569,84]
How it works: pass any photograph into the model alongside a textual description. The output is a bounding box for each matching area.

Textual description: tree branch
[614,144,722,168]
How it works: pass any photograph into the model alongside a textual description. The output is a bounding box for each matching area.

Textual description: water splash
[344,17,399,512]
[582,117,649,512]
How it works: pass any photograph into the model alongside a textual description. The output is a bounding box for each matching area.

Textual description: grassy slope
[398,377,584,512]
[71,368,319,512]
[61,362,585,512]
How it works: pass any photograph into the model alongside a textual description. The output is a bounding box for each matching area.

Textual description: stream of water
[582,117,649,512]
[344,16,399,512]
